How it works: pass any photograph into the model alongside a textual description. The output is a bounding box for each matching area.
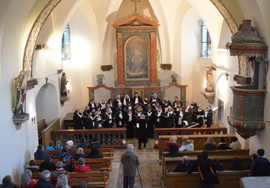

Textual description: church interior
[1,0,270,187]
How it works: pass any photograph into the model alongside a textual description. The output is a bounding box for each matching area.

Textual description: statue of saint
[239,56,249,77]
[61,73,68,96]
[206,67,214,92]
[96,74,104,84]
[12,71,27,117]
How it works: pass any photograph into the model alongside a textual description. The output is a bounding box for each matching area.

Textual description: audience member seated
[229,158,244,170]
[50,162,71,186]
[164,136,180,151]
[229,136,242,149]
[88,138,101,149]
[26,160,39,173]
[56,174,69,188]
[61,147,72,160]
[39,156,56,172]
[174,156,192,172]
[203,137,217,151]
[247,154,257,170]
[55,140,63,150]
[218,137,231,150]
[59,156,72,172]
[88,147,103,158]
[0,175,19,188]
[75,158,92,172]
[213,158,224,171]
[46,140,55,151]
[77,137,88,149]
[66,140,76,150]
[166,144,183,157]
[250,148,270,176]
[33,170,54,188]
[179,136,194,152]
[74,147,86,161]
[21,169,38,188]
[34,145,48,160]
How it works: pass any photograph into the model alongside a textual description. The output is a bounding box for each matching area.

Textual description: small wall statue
[12,71,28,118]
[60,72,68,97]
[206,67,214,92]
[97,74,105,84]
[171,73,178,83]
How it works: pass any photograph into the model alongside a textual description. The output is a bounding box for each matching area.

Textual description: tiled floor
[108,139,163,188]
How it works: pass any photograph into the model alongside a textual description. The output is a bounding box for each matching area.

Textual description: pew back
[165,171,249,188]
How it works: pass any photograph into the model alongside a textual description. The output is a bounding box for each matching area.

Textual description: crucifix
[131,0,141,12]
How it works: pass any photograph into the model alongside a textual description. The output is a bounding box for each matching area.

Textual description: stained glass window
[200,21,211,58]
[61,24,71,60]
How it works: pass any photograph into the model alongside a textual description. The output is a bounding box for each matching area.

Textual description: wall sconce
[225,73,229,80]
[31,116,35,123]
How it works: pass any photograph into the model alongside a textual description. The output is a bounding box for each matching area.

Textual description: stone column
[150,32,157,85]
[117,32,124,86]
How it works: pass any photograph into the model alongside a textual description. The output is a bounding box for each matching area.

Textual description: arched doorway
[35,83,59,143]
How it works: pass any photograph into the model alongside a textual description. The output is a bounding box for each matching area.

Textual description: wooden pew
[165,170,249,188]
[162,156,251,180]
[70,172,110,188]
[159,134,236,158]
[32,172,110,188]
[45,148,114,159]
[73,158,112,172]
[162,149,250,159]
[154,127,227,139]
[35,159,71,166]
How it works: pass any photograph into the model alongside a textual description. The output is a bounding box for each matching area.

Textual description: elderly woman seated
[21,169,38,188]
[74,147,86,161]
[164,136,180,151]
[179,136,194,152]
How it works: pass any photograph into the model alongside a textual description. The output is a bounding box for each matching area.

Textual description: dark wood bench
[162,155,251,180]
[159,134,237,158]
[154,127,227,139]
[31,172,110,188]
[70,172,110,188]
[73,158,112,172]
[45,148,114,159]
[165,170,249,188]
[35,159,71,166]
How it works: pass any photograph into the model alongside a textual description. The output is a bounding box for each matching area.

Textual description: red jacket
[75,165,92,172]
[164,141,180,151]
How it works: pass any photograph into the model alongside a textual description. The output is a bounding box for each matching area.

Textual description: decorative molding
[161,64,172,70]
[60,96,69,105]
[13,114,30,129]
[113,12,158,25]
[23,0,62,79]
[117,32,123,38]
[26,78,38,90]
[233,75,252,85]
[101,65,113,71]
[210,0,238,34]
[201,91,215,103]
[57,69,63,74]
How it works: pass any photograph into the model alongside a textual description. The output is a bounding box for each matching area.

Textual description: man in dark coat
[136,114,149,149]
[34,145,48,160]
[205,106,213,127]
[189,150,218,188]
[250,148,270,176]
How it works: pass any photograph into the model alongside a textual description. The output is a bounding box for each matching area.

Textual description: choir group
[72,93,213,138]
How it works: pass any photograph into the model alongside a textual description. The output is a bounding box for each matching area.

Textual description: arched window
[200,21,211,58]
[61,24,71,60]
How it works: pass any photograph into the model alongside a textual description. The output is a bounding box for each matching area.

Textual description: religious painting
[124,36,149,81]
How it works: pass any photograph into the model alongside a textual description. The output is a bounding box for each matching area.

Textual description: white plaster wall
[0,0,40,183]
